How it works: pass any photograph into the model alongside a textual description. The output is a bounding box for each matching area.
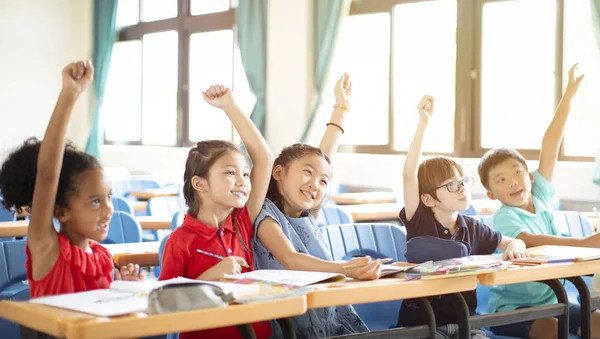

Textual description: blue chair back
[171,211,185,231]
[0,200,14,222]
[158,235,169,268]
[148,196,186,217]
[320,223,406,331]
[112,196,134,215]
[316,205,353,227]
[0,240,27,293]
[102,211,142,244]
[459,204,477,216]
[552,211,594,238]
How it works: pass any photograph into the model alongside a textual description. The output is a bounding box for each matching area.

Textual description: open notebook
[398,255,505,280]
[29,277,259,317]
[510,245,600,266]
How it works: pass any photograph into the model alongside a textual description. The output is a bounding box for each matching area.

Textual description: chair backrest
[0,199,14,222]
[320,223,407,261]
[171,211,185,231]
[459,204,477,216]
[112,196,134,215]
[158,235,169,268]
[102,211,142,244]
[316,205,353,227]
[0,240,27,291]
[148,196,186,217]
[553,211,594,238]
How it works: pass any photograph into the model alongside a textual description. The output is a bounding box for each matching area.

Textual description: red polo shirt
[159,207,271,339]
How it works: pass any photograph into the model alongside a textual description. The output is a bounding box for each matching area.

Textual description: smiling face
[57,168,114,243]
[486,157,534,209]
[274,153,331,217]
[198,150,251,210]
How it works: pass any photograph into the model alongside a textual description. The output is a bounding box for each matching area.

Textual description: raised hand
[62,60,94,96]
[203,85,235,110]
[417,94,435,124]
[565,62,585,97]
[334,73,352,106]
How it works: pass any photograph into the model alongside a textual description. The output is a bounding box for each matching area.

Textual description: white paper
[224,269,346,286]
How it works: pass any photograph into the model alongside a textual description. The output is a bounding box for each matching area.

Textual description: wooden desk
[581,211,599,231]
[339,203,402,222]
[0,216,171,238]
[0,220,28,238]
[330,192,396,205]
[478,260,600,286]
[307,276,477,308]
[132,201,148,213]
[129,189,179,201]
[104,241,161,267]
[0,296,307,339]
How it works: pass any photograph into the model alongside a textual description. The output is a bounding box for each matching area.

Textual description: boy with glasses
[397,95,528,339]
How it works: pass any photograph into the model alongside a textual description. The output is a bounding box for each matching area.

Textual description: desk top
[129,189,179,201]
[339,203,402,222]
[306,275,477,308]
[0,296,307,339]
[478,260,600,286]
[330,192,396,205]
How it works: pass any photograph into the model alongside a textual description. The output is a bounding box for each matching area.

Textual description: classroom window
[342,0,597,161]
[103,0,254,147]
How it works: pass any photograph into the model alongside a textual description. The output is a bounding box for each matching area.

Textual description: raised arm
[29,61,93,277]
[202,85,274,223]
[257,218,382,280]
[538,63,584,181]
[403,95,434,221]
[318,73,352,162]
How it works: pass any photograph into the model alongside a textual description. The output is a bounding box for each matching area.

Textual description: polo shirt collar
[181,213,236,240]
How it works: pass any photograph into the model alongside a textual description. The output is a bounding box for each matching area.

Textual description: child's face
[204,151,251,210]
[486,158,533,208]
[274,153,331,216]
[58,169,113,243]
[422,168,471,212]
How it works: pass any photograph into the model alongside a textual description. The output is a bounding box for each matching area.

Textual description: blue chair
[459,204,477,216]
[316,205,353,227]
[112,196,134,215]
[171,211,185,231]
[0,205,14,222]
[320,223,406,331]
[158,235,169,268]
[0,240,29,338]
[102,211,142,244]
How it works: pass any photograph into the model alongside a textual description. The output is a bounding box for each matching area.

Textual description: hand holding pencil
[341,256,385,281]
[196,249,250,280]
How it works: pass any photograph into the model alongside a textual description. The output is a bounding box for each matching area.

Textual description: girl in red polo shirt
[0,61,142,300]
[159,85,273,339]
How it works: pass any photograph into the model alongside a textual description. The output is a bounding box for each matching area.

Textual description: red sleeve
[158,233,188,280]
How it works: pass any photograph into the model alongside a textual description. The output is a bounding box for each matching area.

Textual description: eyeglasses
[430,177,474,193]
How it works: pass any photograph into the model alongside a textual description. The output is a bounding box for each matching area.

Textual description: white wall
[0,0,92,159]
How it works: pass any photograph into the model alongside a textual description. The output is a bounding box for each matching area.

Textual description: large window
[334,0,599,160]
[103,0,254,146]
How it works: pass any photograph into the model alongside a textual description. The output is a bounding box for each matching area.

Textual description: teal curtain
[591,1,600,184]
[299,0,348,143]
[237,0,268,135]
[85,0,118,157]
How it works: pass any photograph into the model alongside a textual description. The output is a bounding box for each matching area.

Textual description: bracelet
[326,122,345,134]
[333,104,349,112]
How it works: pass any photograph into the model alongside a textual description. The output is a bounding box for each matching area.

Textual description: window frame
[104,0,237,147]
[345,0,592,162]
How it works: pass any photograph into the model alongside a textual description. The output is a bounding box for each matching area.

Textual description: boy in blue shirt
[478,63,600,338]
[398,95,528,339]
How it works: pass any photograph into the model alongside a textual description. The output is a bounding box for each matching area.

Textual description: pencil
[196,249,250,268]
[342,257,393,269]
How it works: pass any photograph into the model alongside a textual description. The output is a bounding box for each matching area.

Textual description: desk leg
[567,276,591,339]
[541,279,569,339]
[276,318,296,339]
[413,297,437,338]
[236,324,257,339]
[447,293,470,339]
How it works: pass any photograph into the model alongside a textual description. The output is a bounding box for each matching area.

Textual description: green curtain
[237,0,268,135]
[85,0,118,157]
[299,0,348,142]
[591,1,600,184]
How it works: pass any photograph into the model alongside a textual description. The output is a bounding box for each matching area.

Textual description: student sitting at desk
[0,60,143,300]
[398,94,528,339]
[478,64,600,338]
[159,85,273,339]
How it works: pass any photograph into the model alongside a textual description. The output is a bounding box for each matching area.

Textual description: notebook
[510,245,600,265]
[400,255,505,280]
[29,277,259,316]
[223,269,346,286]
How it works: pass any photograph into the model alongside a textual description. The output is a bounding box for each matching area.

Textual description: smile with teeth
[232,190,247,198]
[510,189,523,197]
[301,190,315,200]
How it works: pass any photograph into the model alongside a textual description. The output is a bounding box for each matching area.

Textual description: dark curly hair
[0,137,102,214]
[266,144,331,216]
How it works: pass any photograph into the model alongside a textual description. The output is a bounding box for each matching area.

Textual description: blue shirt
[488,170,559,313]
[253,199,368,338]
[398,202,502,326]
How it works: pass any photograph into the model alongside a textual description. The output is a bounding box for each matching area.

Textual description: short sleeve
[399,202,439,239]
[470,219,502,255]
[493,208,529,239]
[531,170,557,208]
[253,199,284,232]
[158,232,189,281]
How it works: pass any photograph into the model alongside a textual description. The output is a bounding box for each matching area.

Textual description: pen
[196,249,250,268]
[343,258,393,269]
